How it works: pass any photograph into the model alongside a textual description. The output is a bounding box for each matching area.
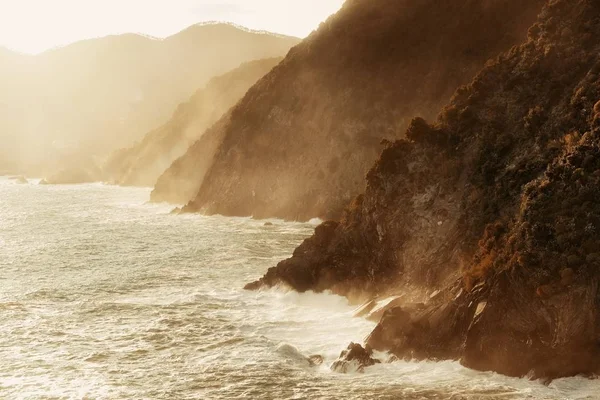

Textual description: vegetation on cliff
[154,0,544,220]
[248,0,600,379]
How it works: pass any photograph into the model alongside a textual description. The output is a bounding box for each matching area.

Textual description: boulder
[331,343,381,373]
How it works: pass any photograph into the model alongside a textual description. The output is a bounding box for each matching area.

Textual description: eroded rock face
[166,0,544,221]
[249,0,600,379]
[331,343,381,373]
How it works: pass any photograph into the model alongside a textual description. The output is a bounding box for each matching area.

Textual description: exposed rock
[248,0,600,380]
[244,221,340,293]
[275,343,324,368]
[367,300,426,324]
[330,343,381,373]
[161,0,544,221]
[353,299,378,318]
[308,355,324,367]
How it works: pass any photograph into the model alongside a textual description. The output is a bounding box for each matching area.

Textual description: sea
[0,177,597,399]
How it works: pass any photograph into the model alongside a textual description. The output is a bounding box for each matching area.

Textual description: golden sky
[0,0,345,54]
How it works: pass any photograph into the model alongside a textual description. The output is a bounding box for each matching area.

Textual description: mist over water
[0,178,596,399]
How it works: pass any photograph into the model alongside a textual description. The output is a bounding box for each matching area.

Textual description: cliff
[156,0,544,220]
[248,0,600,380]
[0,24,298,178]
[105,58,282,188]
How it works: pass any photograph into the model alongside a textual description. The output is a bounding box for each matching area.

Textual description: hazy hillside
[248,0,600,380]
[0,48,31,174]
[0,24,298,177]
[155,0,544,221]
[105,57,282,188]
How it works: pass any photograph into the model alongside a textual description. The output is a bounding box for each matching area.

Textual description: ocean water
[0,177,597,399]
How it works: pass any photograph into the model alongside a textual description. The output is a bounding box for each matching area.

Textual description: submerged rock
[331,343,381,373]
[276,343,324,368]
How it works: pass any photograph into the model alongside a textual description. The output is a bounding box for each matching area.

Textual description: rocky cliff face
[157,0,544,220]
[0,24,298,178]
[248,0,600,380]
[105,58,282,188]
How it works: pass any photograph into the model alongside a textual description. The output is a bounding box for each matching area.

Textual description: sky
[0,0,345,54]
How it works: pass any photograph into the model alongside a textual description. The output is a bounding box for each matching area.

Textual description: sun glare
[0,0,344,54]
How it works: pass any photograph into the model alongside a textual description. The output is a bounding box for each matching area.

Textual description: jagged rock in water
[331,343,381,373]
[106,58,283,191]
[276,343,324,368]
[159,0,544,221]
[248,0,600,380]
[308,355,324,367]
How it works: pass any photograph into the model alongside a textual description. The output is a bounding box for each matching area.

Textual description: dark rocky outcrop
[105,58,282,189]
[158,0,544,221]
[308,355,324,367]
[248,0,600,380]
[330,343,381,373]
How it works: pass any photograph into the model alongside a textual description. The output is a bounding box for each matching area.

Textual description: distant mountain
[105,57,283,188]
[154,0,544,221]
[0,24,299,177]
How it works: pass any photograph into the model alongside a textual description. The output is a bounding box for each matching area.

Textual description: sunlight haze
[0,0,344,53]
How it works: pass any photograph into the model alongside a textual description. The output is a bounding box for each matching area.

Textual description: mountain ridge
[104,57,284,188]
[0,24,299,177]
[155,0,545,221]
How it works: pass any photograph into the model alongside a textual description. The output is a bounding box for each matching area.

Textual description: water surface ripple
[0,178,597,399]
